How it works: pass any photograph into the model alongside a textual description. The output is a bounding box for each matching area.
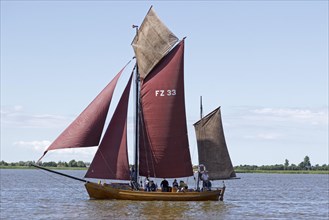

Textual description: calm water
[1,169,328,219]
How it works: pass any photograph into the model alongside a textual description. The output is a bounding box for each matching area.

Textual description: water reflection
[83,199,229,219]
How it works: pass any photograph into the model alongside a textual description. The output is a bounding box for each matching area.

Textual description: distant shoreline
[0,166,87,170]
[1,166,328,174]
[234,169,329,174]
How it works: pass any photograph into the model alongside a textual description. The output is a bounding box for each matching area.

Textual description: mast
[200,96,203,119]
[132,25,140,187]
[196,96,203,191]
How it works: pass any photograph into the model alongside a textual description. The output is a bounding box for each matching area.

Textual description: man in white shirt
[201,171,211,190]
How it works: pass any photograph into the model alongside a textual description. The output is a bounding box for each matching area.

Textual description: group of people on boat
[130,165,213,192]
[143,177,158,191]
[142,177,190,192]
[162,178,189,192]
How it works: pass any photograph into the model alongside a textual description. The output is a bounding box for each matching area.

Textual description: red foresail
[38,66,126,162]
[139,40,193,178]
[85,74,133,180]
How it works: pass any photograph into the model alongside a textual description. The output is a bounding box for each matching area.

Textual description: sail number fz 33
[155,89,177,97]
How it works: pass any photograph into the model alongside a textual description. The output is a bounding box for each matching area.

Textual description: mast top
[200,96,203,119]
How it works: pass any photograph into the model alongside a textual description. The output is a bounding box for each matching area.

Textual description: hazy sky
[1,1,328,166]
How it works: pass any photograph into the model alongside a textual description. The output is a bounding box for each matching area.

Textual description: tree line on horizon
[234,156,329,171]
[0,160,90,168]
[1,156,328,170]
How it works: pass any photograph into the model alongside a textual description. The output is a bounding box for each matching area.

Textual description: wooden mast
[196,96,203,191]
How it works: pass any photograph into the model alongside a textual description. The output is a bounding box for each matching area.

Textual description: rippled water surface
[1,169,328,219]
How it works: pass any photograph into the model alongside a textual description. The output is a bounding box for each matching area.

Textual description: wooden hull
[85,182,225,201]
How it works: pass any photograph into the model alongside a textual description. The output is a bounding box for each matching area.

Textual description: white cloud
[13,140,51,151]
[13,140,97,155]
[1,105,72,128]
[223,106,328,144]
[243,133,282,140]
[250,107,328,125]
[13,105,23,111]
[12,140,97,162]
[42,148,97,162]
[52,148,97,156]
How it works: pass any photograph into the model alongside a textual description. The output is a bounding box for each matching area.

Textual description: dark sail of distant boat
[194,107,236,180]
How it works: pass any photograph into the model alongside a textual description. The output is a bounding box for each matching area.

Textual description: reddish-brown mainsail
[139,40,193,178]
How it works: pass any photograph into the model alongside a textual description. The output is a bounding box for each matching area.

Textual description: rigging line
[34,166,86,193]
[37,150,50,164]
[31,163,87,182]
[122,58,133,70]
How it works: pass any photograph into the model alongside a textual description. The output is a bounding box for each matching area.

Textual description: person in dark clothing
[172,179,178,188]
[149,180,157,191]
[160,178,169,192]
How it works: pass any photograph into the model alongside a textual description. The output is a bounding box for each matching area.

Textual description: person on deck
[144,177,150,191]
[178,180,188,192]
[130,166,136,181]
[201,171,211,190]
[130,166,138,189]
[160,178,169,192]
[149,180,157,191]
[172,179,178,188]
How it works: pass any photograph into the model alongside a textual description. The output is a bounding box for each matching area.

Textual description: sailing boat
[33,6,236,201]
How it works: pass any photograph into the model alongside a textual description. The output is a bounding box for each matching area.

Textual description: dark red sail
[139,40,193,178]
[38,66,126,162]
[85,74,133,180]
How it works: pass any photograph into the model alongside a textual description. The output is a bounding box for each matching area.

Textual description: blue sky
[1,1,328,166]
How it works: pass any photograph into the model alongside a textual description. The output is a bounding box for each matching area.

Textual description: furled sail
[139,40,193,178]
[194,107,236,180]
[85,74,133,180]
[38,66,127,162]
[132,6,178,79]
